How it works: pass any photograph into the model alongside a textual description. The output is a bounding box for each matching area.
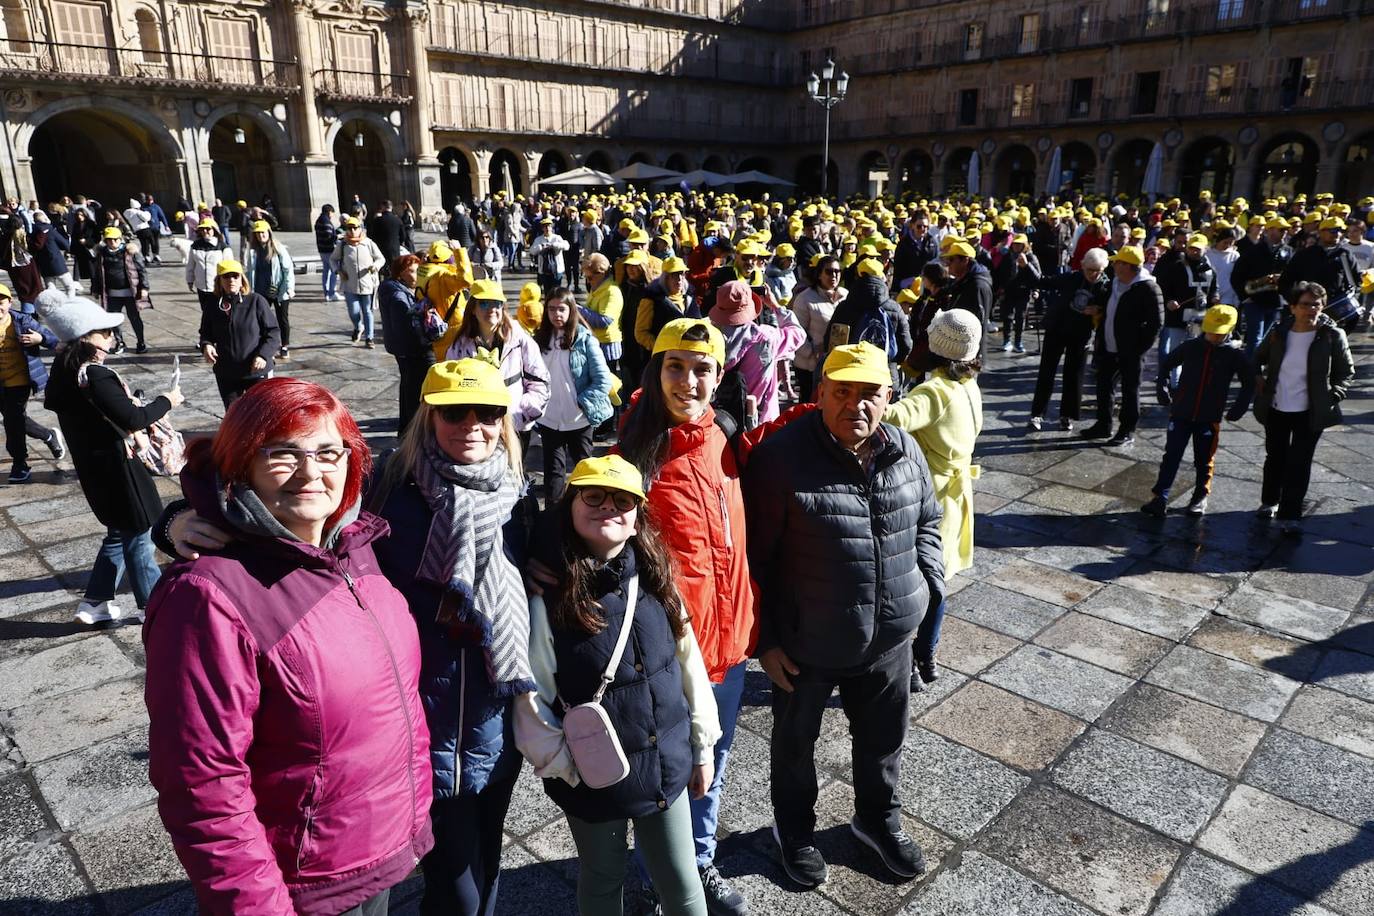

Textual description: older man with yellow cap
[744,341,944,890]
[1081,245,1164,447]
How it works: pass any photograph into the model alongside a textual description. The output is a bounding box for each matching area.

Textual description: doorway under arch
[537,149,569,180]
[794,156,838,196]
[994,144,1036,198]
[334,120,390,210]
[583,150,614,174]
[1111,139,1156,200]
[438,147,472,209]
[208,116,278,211]
[489,148,523,198]
[702,154,729,175]
[1179,137,1235,201]
[944,148,976,197]
[1058,142,1096,192]
[1254,133,1318,201]
[898,150,933,197]
[857,150,891,198]
[29,108,180,207]
[1341,133,1374,204]
[664,152,690,173]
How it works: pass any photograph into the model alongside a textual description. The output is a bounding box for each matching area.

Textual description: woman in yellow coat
[883,307,983,689]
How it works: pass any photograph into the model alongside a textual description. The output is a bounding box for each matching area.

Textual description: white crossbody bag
[559,578,638,789]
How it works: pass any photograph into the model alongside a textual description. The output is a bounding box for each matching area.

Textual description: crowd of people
[0,178,1367,916]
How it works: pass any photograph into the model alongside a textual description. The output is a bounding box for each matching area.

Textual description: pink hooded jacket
[144,511,433,915]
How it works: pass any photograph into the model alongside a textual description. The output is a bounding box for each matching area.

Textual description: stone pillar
[290,0,328,161]
[1314,157,1341,195]
[473,146,492,200]
[398,2,441,214]
[1231,147,1259,203]
[523,148,539,196]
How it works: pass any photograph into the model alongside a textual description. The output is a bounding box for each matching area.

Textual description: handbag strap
[590,576,638,704]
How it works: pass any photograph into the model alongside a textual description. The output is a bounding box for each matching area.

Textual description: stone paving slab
[0,257,1369,914]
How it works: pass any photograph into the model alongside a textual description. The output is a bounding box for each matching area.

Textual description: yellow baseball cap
[857,258,885,278]
[662,255,687,274]
[895,285,921,305]
[343,216,361,228]
[236,199,247,208]
[627,228,651,244]
[1110,245,1145,266]
[102,227,122,239]
[1202,304,1238,335]
[216,258,244,276]
[1012,233,1030,245]
[251,220,271,234]
[519,281,541,305]
[774,243,796,258]
[0,282,11,299]
[422,358,510,407]
[470,278,505,303]
[1186,234,1210,250]
[1130,227,1147,240]
[427,241,453,263]
[1361,269,1374,295]
[652,317,726,367]
[1266,217,1288,230]
[196,218,217,230]
[944,239,977,259]
[822,342,891,386]
[567,454,646,500]
[623,250,650,267]
[1319,217,1343,231]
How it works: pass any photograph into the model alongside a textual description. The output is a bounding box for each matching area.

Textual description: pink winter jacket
[144,512,434,915]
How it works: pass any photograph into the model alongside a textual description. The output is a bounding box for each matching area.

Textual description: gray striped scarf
[414,437,533,695]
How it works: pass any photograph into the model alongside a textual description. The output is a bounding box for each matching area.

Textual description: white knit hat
[927,308,982,362]
[35,288,123,343]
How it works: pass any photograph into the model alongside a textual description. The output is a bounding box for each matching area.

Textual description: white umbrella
[502,161,515,199]
[533,166,622,189]
[1044,146,1063,196]
[967,152,981,195]
[612,162,683,181]
[653,169,733,188]
[1141,142,1166,202]
[721,169,797,187]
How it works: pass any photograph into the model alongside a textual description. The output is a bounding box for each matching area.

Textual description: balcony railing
[0,39,297,92]
[313,69,412,103]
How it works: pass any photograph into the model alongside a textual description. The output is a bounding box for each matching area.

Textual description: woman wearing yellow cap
[184,217,230,315]
[445,279,550,441]
[244,219,295,360]
[329,217,386,347]
[517,454,720,916]
[198,258,281,407]
[90,225,150,354]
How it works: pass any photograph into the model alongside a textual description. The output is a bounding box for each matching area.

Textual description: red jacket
[144,512,433,915]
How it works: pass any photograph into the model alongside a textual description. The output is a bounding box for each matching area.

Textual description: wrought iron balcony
[313,69,412,104]
[0,39,297,93]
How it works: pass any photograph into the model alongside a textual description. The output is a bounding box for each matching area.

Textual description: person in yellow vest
[882,308,983,691]
[420,241,473,362]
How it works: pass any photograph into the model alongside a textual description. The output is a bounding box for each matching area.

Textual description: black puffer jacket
[825,274,912,389]
[1156,256,1217,329]
[1253,314,1354,432]
[744,410,945,671]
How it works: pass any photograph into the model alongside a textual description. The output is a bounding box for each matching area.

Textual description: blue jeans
[1242,302,1280,360]
[320,253,338,298]
[915,599,947,664]
[1157,326,1189,390]
[344,292,374,339]
[84,528,160,608]
[690,660,746,868]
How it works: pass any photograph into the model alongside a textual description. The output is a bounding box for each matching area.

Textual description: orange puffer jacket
[640,405,759,683]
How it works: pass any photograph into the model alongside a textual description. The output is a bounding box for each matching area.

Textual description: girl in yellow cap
[517,453,720,916]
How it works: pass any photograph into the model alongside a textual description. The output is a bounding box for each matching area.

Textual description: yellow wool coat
[883,370,983,576]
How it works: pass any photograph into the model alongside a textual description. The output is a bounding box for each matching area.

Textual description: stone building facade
[0,0,1368,228]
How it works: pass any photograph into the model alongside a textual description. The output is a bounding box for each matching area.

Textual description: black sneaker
[699,863,747,916]
[46,430,66,460]
[850,816,926,880]
[772,825,827,888]
[112,339,127,355]
[364,338,375,349]
[7,466,31,483]
[277,347,290,361]
[915,659,938,685]
[1059,416,1075,431]
[1079,422,1111,439]
[351,329,362,344]
[1140,495,1167,518]
[1186,493,1208,516]
[1107,430,1135,447]
[135,342,148,354]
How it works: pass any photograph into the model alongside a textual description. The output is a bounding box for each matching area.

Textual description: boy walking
[1141,304,1253,517]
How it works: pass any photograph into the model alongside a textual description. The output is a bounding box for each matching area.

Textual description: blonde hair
[379,401,523,498]
[582,252,610,273]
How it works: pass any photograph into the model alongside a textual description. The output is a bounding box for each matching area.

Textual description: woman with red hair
[142,377,433,916]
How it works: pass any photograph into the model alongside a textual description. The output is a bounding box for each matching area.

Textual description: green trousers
[565,791,705,916]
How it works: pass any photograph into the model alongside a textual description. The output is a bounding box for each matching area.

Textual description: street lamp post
[806,58,848,197]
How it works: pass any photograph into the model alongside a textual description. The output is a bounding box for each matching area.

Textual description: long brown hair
[551,489,687,639]
[534,286,580,351]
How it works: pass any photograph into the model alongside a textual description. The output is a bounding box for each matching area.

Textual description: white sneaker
[74,600,123,625]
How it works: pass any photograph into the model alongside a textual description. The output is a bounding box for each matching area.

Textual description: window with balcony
[1204,64,1238,103]
[1216,0,1244,20]
[1068,77,1093,117]
[1144,0,1170,29]
[958,88,978,125]
[1019,14,1040,52]
[1280,56,1318,106]
[964,22,983,60]
[1297,0,1328,8]
[135,9,163,65]
[1133,70,1160,114]
[1011,83,1036,118]
[335,29,379,96]
[1,0,32,53]
[207,15,259,84]
[53,1,113,72]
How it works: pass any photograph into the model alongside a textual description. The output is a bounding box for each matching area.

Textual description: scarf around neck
[413,436,533,695]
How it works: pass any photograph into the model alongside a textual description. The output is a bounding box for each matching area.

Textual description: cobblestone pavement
[2,232,1372,914]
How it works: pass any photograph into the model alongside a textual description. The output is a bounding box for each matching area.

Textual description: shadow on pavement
[1214,820,1374,916]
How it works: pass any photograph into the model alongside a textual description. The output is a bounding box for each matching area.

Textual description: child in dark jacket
[516,455,719,916]
[1142,304,1254,517]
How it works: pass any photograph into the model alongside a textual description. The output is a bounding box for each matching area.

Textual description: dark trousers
[420,767,520,916]
[2,385,53,471]
[794,367,816,404]
[538,423,594,502]
[1000,296,1030,347]
[1031,327,1089,419]
[914,599,946,665]
[395,354,434,435]
[106,294,144,346]
[136,228,159,259]
[771,640,911,842]
[1262,409,1321,520]
[271,298,289,347]
[538,272,564,297]
[1093,349,1143,432]
[1152,418,1221,500]
[214,373,262,409]
[337,888,390,916]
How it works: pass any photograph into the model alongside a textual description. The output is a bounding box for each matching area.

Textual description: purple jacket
[144,511,434,915]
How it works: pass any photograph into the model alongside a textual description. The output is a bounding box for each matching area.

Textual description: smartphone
[170,354,181,391]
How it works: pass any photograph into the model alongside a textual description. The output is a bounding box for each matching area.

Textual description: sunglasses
[577,487,639,512]
[437,404,506,425]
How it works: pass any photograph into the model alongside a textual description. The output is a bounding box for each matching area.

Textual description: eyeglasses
[576,487,639,512]
[257,446,351,472]
[436,404,506,425]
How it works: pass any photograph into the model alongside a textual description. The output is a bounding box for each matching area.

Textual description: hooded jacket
[1253,314,1354,431]
[445,322,551,432]
[1158,337,1255,424]
[3,302,56,392]
[743,411,945,670]
[185,236,229,292]
[29,221,70,278]
[143,480,434,916]
[825,274,912,388]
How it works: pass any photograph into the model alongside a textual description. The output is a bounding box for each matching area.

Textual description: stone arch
[1058,141,1096,192]
[488,147,525,198]
[438,146,474,209]
[625,150,654,168]
[196,102,291,163]
[702,154,729,174]
[1254,132,1319,201]
[993,143,1036,197]
[1109,138,1157,200]
[584,150,614,173]
[322,108,405,162]
[664,152,690,173]
[537,149,571,180]
[856,150,890,197]
[19,94,184,162]
[1339,131,1374,203]
[944,147,976,196]
[898,149,934,197]
[1179,136,1235,201]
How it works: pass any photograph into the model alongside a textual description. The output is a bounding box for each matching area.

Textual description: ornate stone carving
[3,89,30,111]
